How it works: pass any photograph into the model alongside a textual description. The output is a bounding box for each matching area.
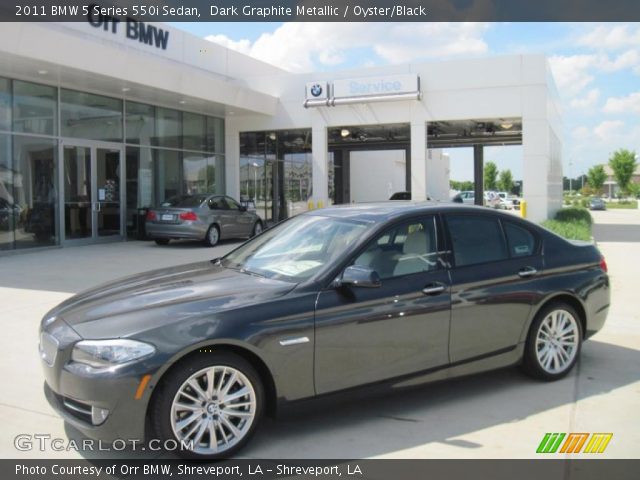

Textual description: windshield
[221,214,371,282]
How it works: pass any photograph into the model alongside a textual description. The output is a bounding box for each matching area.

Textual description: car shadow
[146,238,242,249]
[65,338,639,459]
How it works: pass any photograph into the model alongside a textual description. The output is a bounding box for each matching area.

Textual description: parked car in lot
[497,192,515,210]
[40,203,610,458]
[589,197,606,211]
[146,194,263,246]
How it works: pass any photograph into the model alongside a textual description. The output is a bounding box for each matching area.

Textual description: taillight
[179,211,198,221]
[599,256,608,273]
[146,210,156,221]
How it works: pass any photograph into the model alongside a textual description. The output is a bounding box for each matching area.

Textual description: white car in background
[497,191,515,210]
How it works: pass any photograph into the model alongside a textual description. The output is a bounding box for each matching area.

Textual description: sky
[175,22,640,182]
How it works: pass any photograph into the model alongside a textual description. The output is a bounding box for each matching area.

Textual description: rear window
[168,195,208,207]
[447,215,508,267]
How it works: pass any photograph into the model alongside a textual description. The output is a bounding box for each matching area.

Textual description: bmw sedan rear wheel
[152,352,264,459]
[204,224,220,247]
[522,302,582,380]
[251,221,263,237]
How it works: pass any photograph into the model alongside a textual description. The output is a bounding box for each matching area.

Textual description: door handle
[422,283,446,295]
[518,266,537,278]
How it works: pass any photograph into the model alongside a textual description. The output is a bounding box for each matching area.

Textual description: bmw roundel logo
[310,84,323,97]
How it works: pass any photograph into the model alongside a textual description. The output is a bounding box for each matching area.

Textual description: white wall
[350,151,406,203]
[427,150,451,201]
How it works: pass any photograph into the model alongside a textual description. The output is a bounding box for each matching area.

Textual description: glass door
[61,142,124,243]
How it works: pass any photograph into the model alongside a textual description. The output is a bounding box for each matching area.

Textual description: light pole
[569,159,573,194]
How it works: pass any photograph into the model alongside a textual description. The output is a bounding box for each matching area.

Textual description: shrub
[555,207,592,225]
[541,220,591,241]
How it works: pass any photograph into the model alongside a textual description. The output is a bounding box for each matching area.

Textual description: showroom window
[206,116,224,153]
[125,101,155,145]
[12,80,57,136]
[182,112,206,152]
[0,78,10,132]
[12,136,58,249]
[154,107,181,149]
[61,89,123,142]
[0,134,13,250]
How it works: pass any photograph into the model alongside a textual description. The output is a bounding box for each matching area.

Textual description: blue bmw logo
[310,84,323,97]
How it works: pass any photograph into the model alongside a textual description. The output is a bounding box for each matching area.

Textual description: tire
[251,221,263,237]
[151,352,264,459]
[522,301,583,381]
[204,224,220,247]
[155,239,170,246]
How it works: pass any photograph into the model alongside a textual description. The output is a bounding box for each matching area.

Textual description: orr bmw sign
[305,74,420,107]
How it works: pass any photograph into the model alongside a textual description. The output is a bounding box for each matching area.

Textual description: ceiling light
[340,128,350,138]
[268,132,276,141]
[228,111,235,115]
[500,122,513,130]
[121,87,130,92]
[179,100,186,104]
[37,70,48,75]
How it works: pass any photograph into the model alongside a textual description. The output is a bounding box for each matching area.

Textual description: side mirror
[339,265,381,288]
[239,205,247,212]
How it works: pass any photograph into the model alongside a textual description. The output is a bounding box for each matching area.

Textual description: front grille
[62,397,93,424]
[39,332,59,366]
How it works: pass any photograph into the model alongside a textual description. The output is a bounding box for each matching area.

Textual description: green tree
[608,149,637,195]
[450,180,474,191]
[498,169,514,193]
[484,161,498,190]
[587,165,606,192]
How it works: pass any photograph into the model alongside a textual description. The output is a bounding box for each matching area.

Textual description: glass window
[0,78,10,131]
[13,81,56,136]
[208,196,226,210]
[183,112,206,151]
[12,136,57,249]
[222,215,369,282]
[447,215,508,267]
[206,116,224,153]
[154,149,181,205]
[183,153,208,194]
[225,196,241,210]
[354,218,439,279]
[504,221,537,258]
[154,107,181,149]
[169,195,208,207]
[61,89,122,142]
[0,134,14,250]
[126,102,155,145]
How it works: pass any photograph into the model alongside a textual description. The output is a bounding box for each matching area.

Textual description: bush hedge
[554,207,592,225]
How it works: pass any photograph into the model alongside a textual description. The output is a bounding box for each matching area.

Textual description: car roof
[305,201,515,223]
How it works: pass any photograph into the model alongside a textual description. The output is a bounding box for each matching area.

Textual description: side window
[447,215,508,267]
[226,197,240,210]
[353,218,439,279]
[208,197,226,210]
[504,221,536,258]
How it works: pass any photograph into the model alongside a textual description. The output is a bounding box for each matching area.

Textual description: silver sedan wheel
[253,222,262,235]
[170,366,257,455]
[208,226,219,245]
[535,309,579,374]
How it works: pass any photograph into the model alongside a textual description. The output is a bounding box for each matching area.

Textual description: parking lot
[0,209,638,459]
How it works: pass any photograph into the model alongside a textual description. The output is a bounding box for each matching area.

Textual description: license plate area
[161,214,175,222]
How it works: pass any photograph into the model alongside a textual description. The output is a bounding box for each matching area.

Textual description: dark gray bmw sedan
[39,203,610,458]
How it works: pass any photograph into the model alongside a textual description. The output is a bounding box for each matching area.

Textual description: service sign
[305,82,328,100]
[332,74,419,98]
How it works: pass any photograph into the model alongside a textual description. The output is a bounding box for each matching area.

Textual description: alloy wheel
[170,366,257,455]
[208,226,219,245]
[535,309,579,374]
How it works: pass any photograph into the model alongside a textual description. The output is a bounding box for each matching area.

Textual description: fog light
[91,407,110,425]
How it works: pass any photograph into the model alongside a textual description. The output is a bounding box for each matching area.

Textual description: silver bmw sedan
[145,194,263,246]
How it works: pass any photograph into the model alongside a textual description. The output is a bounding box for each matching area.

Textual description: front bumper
[40,318,155,442]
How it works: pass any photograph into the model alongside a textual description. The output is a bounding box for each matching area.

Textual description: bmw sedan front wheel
[151,352,264,459]
[522,302,582,381]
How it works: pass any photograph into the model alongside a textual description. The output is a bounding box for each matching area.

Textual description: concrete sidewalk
[0,212,638,459]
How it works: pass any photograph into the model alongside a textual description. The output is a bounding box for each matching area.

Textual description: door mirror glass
[340,265,381,288]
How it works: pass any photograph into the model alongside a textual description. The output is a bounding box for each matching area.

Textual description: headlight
[71,339,155,369]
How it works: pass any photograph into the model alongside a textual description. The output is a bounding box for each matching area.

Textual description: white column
[522,118,552,223]
[410,121,427,201]
[311,114,328,207]
[224,118,240,199]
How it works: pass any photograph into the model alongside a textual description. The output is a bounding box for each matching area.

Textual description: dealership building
[0,21,563,253]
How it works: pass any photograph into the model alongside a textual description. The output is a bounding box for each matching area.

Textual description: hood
[47,261,296,328]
